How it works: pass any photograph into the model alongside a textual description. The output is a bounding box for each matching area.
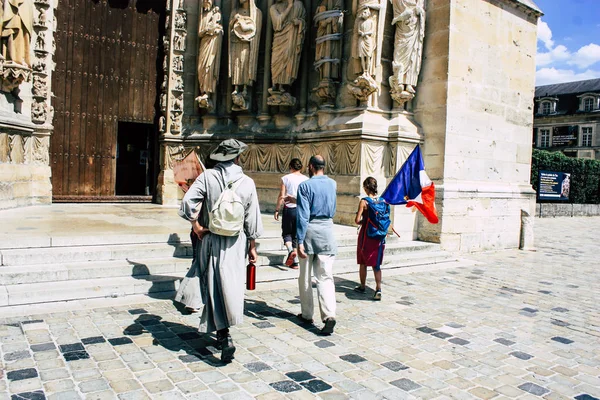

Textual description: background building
[0,0,542,252]
[533,78,600,159]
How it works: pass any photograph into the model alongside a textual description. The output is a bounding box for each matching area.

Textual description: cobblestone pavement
[1,217,599,400]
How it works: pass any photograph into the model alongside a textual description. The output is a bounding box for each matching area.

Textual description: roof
[513,0,542,15]
[535,78,600,98]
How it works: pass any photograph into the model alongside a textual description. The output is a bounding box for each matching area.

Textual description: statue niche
[312,0,343,107]
[389,0,425,107]
[196,0,223,110]
[229,0,262,111]
[348,0,380,102]
[267,0,306,107]
[0,0,34,93]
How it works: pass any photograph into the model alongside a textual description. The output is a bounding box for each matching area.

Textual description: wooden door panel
[51,0,164,201]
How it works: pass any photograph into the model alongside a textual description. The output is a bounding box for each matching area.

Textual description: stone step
[0,240,441,285]
[0,249,456,307]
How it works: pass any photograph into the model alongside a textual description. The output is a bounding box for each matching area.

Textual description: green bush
[531,149,600,204]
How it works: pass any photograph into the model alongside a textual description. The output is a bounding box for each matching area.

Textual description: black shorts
[281,206,298,247]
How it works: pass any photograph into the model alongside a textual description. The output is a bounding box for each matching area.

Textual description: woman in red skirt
[354,177,386,300]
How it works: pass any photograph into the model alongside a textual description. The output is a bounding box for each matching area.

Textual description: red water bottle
[246,263,256,290]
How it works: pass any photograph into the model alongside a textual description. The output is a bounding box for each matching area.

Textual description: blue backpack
[364,197,391,239]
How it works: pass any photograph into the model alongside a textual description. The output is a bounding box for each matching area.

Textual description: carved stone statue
[312,0,343,106]
[1,0,34,66]
[267,0,306,107]
[229,0,261,111]
[196,0,223,110]
[389,0,425,106]
[0,0,34,92]
[349,0,380,102]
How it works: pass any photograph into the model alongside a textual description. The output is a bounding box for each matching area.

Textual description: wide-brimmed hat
[210,139,248,162]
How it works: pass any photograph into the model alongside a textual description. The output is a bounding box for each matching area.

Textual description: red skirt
[357,224,385,269]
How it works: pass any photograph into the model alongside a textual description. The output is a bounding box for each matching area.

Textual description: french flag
[380,145,439,224]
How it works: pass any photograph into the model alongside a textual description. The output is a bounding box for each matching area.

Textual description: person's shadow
[335,276,377,301]
[244,298,321,335]
[123,314,225,366]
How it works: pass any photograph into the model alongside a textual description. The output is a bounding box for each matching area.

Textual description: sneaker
[320,318,336,335]
[285,250,297,267]
[353,285,366,293]
[373,290,382,301]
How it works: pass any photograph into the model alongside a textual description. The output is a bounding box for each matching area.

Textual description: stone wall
[0,0,56,210]
[536,203,600,217]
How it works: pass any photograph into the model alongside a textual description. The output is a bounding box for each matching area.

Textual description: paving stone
[551,307,569,312]
[253,322,275,329]
[178,355,202,363]
[58,344,84,353]
[244,362,272,373]
[107,338,133,346]
[510,351,534,360]
[518,382,550,396]
[30,344,55,353]
[47,391,80,400]
[81,337,106,345]
[109,380,141,394]
[448,338,470,346]
[551,319,571,327]
[314,340,334,348]
[301,379,332,393]
[521,307,538,313]
[285,371,315,382]
[339,354,367,364]
[4,352,30,362]
[432,332,453,339]
[416,327,437,334]
[575,395,600,400]
[269,380,302,393]
[63,351,90,361]
[78,379,109,393]
[381,361,408,371]
[494,338,515,346]
[10,391,45,400]
[142,379,174,394]
[390,378,421,392]
[7,370,38,381]
[551,337,574,344]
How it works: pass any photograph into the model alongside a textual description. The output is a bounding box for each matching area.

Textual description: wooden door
[51,0,165,201]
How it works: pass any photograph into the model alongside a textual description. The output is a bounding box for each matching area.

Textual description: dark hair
[289,158,303,171]
[309,155,326,171]
[363,177,378,195]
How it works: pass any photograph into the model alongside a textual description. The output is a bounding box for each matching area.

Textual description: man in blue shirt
[296,155,338,335]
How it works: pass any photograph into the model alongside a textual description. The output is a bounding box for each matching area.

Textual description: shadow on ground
[123,314,227,367]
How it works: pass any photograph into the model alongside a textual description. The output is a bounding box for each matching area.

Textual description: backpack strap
[226,177,244,191]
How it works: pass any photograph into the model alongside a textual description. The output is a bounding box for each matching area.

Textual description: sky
[534,0,600,86]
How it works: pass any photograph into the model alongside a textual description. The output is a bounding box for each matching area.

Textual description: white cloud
[536,67,600,86]
[537,45,570,67]
[537,20,554,50]
[567,43,600,69]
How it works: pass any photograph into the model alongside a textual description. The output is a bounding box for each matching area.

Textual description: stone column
[258,0,274,127]
[414,0,541,251]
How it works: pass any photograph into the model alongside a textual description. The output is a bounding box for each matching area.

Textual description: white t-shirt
[282,173,308,208]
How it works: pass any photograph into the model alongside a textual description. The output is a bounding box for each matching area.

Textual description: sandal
[290,262,299,270]
[353,285,366,293]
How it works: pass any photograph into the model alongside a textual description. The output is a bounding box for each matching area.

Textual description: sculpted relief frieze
[0,133,49,165]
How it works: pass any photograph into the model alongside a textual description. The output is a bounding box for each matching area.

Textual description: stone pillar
[414,0,541,251]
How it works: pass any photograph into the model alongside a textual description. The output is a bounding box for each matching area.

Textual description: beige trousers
[298,254,336,322]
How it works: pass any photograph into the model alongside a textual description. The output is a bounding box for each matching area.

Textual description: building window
[540,129,550,147]
[583,97,594,112]
[541,101,551,115]
[582,127,593,146]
